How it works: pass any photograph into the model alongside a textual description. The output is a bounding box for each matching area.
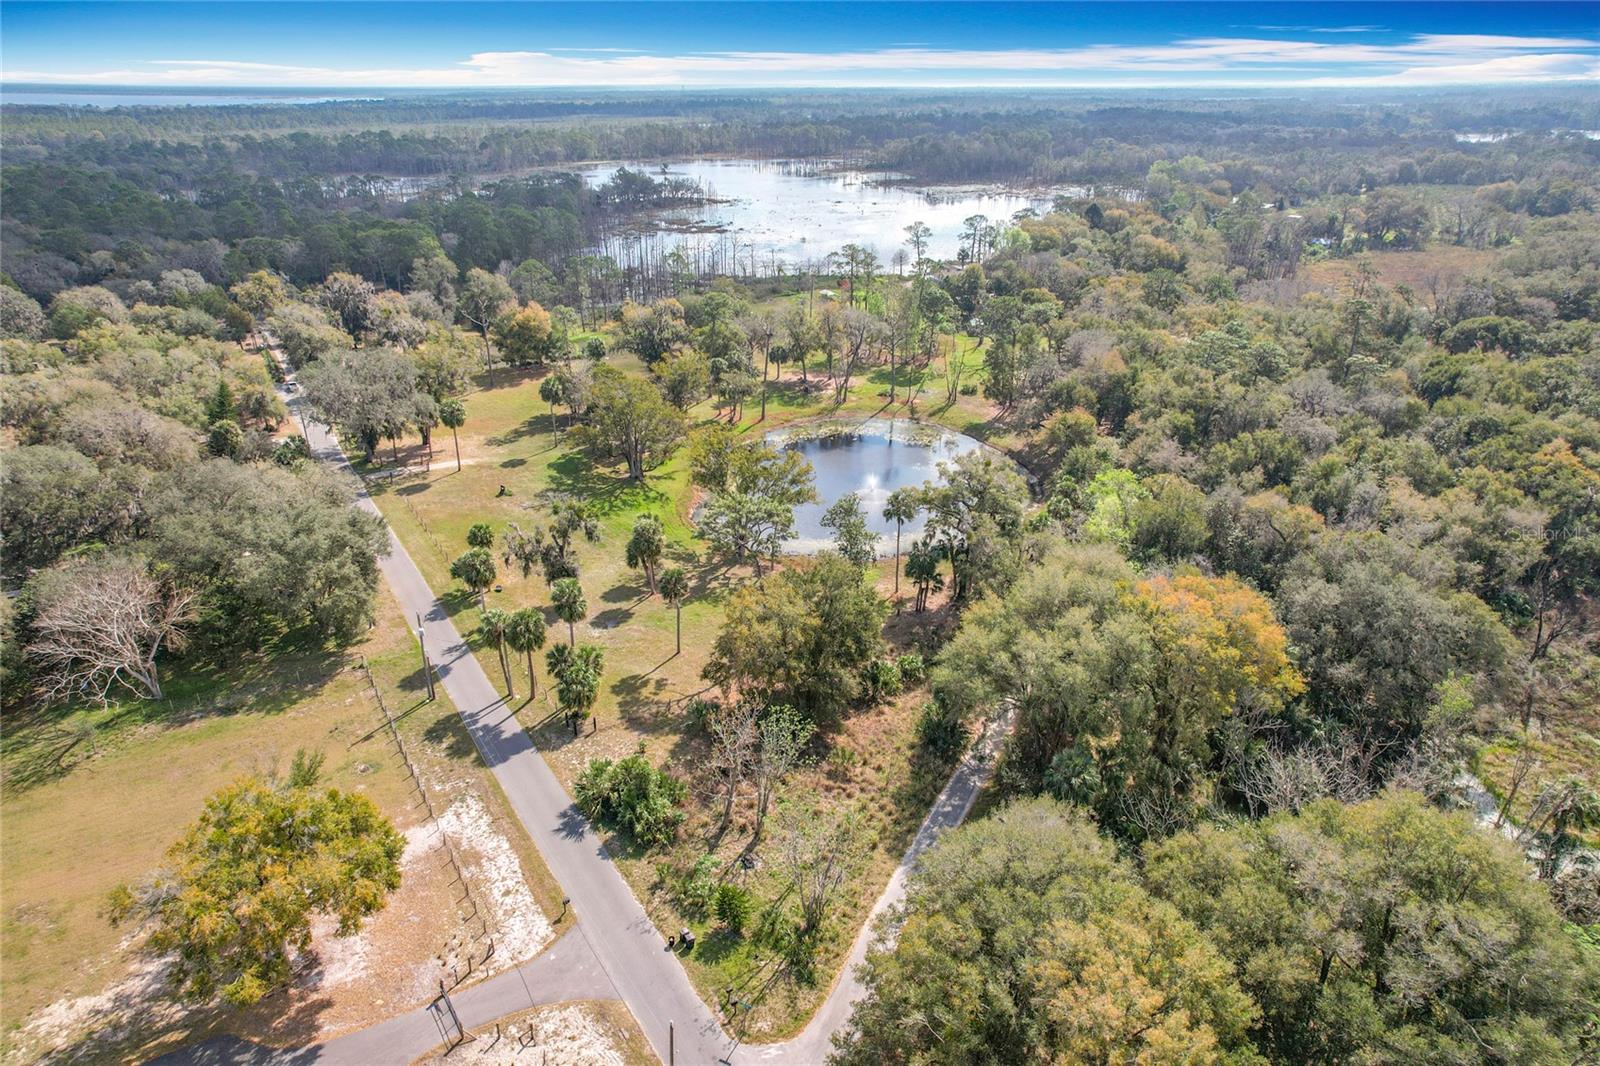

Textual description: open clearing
[355,323,1004,1035]
[1,584,567,1064]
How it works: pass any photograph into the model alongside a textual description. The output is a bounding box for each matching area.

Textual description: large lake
[0,89,373,107]
[771,418,1010,555]
[579,159,1076,271]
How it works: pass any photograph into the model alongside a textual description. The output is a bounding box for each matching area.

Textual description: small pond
[769,418,1015,555]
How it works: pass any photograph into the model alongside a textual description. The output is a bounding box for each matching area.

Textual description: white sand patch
[298,913,373,992]
[12,955,180,1065]
[427,1005,624,1066]
[294,827,443,995]
[435,791,553,970]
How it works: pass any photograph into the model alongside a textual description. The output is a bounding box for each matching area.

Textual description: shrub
[685,696,720,733]
[573,749,687,848]
[864,658,902,700]
[714,882,755,934]
[895,652,927,685]
[678,855,720,917]
[916,700,968,761]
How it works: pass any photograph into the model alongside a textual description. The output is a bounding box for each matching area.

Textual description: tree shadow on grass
[686,559,745,603]
[591,606,636,629]
[546,452,670,517]
[438,586,479,617]
[393,663,433,697]
[762,378,825,411]
[690,926,750,969]
[2,638,350,792]
[422,711,480,762]
[601,580,648,604]
[485,417,543,448]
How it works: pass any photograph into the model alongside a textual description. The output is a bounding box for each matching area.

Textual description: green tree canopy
[833,796,1260,1066]
[1146,791,1600,1064]
[625,513,666,593]
[144,460,387,644]
[704,552,887,719]
[934,539,1301,837]
[822,492,878,568]
[109,751,403,1006]
[573,366,686,480]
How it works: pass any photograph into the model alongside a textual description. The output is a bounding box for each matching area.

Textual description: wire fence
[357,657,496,990]
[396,489,454,569]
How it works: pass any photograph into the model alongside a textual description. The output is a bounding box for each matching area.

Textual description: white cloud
[6,33,1598,88]
[1300,52,1600,86]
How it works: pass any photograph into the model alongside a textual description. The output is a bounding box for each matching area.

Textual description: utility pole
[416,613,435,701]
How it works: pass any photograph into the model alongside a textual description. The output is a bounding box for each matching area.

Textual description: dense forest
[4,89,1597,298]
[3,88,1598,1062]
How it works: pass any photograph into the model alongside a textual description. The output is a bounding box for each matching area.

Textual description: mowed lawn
[357,320,1011,1036]
[0,584,565,1063]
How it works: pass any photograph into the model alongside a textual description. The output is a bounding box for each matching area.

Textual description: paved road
[151,929,615,1066]
[171,347,1013,1065]
[744,700,1015,1064]
[284,382,735,1065]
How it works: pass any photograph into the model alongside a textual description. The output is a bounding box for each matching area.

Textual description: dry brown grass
[1,584,566,1064]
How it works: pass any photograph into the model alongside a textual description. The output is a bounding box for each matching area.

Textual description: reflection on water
[772,419,993,554]
[1,90,372,107]
[579,159,1094,270]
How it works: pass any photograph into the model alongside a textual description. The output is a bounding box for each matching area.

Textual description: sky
[2,2,1597,90]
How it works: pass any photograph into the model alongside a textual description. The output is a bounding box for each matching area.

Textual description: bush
[678,855,719,917]
[864,658,902,700]
[916,700,968,761]
[573,749,687,848]
[685,696,720,733]
[273,435,312,467]
[714,882,755,934]
[895,653,927,685]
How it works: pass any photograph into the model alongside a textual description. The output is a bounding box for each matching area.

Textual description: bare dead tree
[1113,789,1195,841]
[706,701,758,838]
[1493,739,1542,832]
[750,706,813,846]
[27,557,195,703]
[778,808,863,937]
[835,309,881,405]
[1239,731,1389,816]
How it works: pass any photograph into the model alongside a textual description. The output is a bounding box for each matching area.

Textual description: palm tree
[659,567,689,656]
[550,577,586,646]
[539,373,565,444]
[450,548,496,610]
[547,643,604,734]
[905,537,944,613]
[882,487,921,605]
[479,607,514,697]
[505,607,547,700]
[439,398,466,472]
[466,522,494,550]
[625,514,665,594]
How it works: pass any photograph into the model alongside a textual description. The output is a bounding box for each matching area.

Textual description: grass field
[354,319,1006,1036]
[0,584,568,1064]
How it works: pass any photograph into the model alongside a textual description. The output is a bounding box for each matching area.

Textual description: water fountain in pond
[768,418,1020,555]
